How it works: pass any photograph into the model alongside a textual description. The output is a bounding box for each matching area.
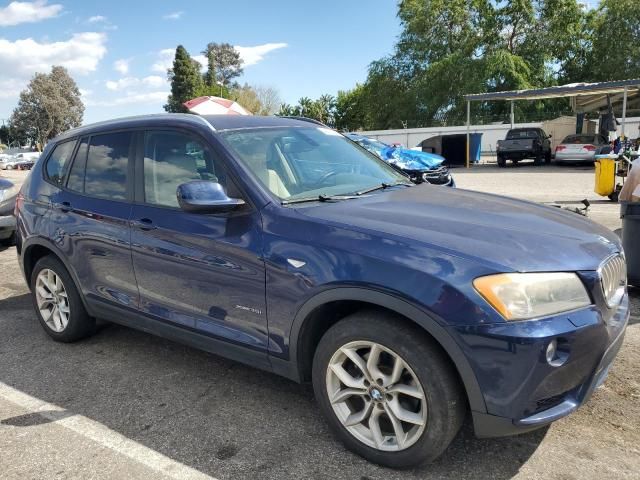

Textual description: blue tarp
[346,133,444,171]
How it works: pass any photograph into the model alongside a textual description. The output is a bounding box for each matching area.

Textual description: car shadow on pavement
[0,292,546,480]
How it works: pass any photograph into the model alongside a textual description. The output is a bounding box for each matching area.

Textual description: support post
[466,100,471,169]
[621,86,628,140]
[510,100,514,129]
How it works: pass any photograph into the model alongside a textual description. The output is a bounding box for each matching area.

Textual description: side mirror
[176,181,245,214]
[547,135,552,138]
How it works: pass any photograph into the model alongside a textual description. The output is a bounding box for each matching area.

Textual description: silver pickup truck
[496,128,552,167]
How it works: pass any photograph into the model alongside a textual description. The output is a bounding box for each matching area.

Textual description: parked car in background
[14,158,36,170]
[554,134,610,163]
[345,133,455,186]
[16,114,628,468]
[0,178,17,245]
[2,152,40,170]
[0,154,13,170]
[496,128,552,167]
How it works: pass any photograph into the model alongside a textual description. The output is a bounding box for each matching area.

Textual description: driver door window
[143,131,223,208]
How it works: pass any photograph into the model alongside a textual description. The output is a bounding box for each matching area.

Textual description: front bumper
[0,215,16,240]
[453,292,629,438]
[406,167,455,187]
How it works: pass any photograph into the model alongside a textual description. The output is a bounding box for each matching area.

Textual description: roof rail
[279,116,327,127]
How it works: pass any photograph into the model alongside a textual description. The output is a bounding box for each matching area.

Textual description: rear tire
[497,156,507,168]
[545,150,552,164]
[30,255,95,342]
[534,153,543,165]
[312,310,465,468]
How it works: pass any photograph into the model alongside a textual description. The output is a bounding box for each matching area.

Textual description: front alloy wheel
[326,341,427,451]
[35,268,70,332]
[313,311,465,468]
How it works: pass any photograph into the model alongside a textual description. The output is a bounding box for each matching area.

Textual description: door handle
[54,201,72,212]
[131,218,157,231]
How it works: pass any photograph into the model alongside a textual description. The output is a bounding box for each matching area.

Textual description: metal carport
[463,79,640,167]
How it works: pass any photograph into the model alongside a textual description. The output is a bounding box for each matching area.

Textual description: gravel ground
[0,166,638,480]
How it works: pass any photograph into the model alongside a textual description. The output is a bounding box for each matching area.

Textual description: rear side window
[45,140,76,186]
[562,135,595,144]
[84,132,132,200]
[506,129,538,139]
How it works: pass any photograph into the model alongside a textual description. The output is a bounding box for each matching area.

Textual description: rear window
[45,140,76,186]
[83,132,132,200]
[562,135,596,144]
[506,129,540,139]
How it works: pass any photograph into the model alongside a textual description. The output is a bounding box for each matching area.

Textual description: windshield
[220,126,408,201]
[506,129,539,139]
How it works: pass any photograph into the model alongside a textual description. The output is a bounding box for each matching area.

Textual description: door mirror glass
[177,180,245,214]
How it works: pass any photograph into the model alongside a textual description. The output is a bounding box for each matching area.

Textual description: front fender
[284,286,486,413]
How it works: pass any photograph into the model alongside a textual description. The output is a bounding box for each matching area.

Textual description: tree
[229,84,282,115]
[202,42,244,88]
[254,86,282,115]
[9,66,83,149]
[351,0,591,129]
[204,49,217,89]
[334,85,366,131]
[587,0,640,82]
[164,45,204,113]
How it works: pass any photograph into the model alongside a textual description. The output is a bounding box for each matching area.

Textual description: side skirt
[88,297,274,374]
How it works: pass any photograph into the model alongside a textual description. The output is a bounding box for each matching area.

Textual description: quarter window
[45,140,76,186]
[66,137,88,192]
[84,132,132,200]
[143,131,223,208]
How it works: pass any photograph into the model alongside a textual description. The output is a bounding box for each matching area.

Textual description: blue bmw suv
[15,114,628,467]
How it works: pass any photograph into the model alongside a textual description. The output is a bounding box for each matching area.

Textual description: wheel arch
[286,287,486,413]
[21,237,93,315]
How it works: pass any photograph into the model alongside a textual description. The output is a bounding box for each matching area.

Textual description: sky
[0,0,401,125]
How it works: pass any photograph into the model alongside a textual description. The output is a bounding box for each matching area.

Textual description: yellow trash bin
[594,154,617,197]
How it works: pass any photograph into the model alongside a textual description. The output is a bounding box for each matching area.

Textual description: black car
[496,128,552,167]
[0,178,17,245]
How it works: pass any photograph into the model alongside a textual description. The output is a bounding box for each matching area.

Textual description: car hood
[297,185,620,272]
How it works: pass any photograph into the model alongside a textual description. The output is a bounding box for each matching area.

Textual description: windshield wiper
[355,181,413,196]
[281,194,361,205]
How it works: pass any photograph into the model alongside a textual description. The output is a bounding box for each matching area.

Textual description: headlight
[0,184,18,202]
[473,272,591,320]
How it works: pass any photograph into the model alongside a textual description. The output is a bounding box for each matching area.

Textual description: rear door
[129,129,268,353]
[53,131,138,309]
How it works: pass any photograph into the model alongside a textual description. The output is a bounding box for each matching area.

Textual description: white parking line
[0,381,215,480]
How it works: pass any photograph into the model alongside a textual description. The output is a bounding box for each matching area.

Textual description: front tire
[30,255,95,342]
[312,311,465,468]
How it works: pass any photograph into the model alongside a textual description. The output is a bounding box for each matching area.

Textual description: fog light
[546,340,557,364]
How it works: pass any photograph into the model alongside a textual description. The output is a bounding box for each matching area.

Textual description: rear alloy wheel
[31,255,95,342]
[35,268,70,333]
[313,311,465,468]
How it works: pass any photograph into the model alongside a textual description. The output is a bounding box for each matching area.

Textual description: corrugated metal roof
[464,79,640,102]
